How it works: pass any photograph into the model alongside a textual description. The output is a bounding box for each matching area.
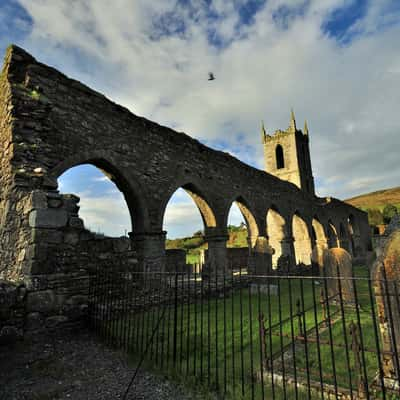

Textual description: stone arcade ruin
[0,45,371,338]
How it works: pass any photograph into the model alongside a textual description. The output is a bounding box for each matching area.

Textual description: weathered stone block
[26,311,43,330]
[29,209,68,228]
[45,315,68,328]
[64,295,88,320]
[62,194,80,215]
[372,229,400,380]
[112,238,130,253]
[0,325,20,345]
[48,198,63,208]
[26,289,57,313]
[69,217,84,229]
[322,248,355,303]
[0,281,18,320]
[64,231,80,245]
[31,190,47,209]
[32,229,63,244]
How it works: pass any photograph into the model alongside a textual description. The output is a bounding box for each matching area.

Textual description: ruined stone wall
[0,189,136,340]
[0,47,35,281]
[202,247,249,270]
[0,45,371,284]
[165,249,188,272]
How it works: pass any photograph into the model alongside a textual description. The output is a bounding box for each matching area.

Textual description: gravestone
[371,227,400,382]
[322,248,355,304]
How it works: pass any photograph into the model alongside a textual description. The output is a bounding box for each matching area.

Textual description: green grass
[101,266,394,399]
[186,250,201,264]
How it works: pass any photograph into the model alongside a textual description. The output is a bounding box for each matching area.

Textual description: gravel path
[0,330,203,400]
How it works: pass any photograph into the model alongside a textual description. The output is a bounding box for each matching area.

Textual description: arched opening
[276,144,285,169]
[327,220,339,248]
[58,164,131,237]
[162,185,216,271]
[266,207,286,268]
[312,218,328,268]
[311,226,317,241]
[226,198,259,272]
[312,218,327,248]
[292,213,312,266]
[348,214,360,257]
[339,222,350,252]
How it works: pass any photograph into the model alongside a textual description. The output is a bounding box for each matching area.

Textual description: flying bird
[208,72,215,81]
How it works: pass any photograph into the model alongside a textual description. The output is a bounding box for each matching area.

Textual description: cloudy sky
[1,0,399,237]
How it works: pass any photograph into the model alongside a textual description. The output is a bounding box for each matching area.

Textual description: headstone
[277,255,290,273]
[322,248,355,304]
[371,229,400,381]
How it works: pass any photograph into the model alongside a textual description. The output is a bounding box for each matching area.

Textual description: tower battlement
[262,111,315,196]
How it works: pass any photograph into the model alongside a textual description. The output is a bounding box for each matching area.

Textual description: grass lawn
[100,266,394,399]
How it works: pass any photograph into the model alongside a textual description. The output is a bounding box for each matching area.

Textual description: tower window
[276,145,284,169]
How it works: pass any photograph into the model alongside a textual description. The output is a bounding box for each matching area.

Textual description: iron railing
[88,266,400,399]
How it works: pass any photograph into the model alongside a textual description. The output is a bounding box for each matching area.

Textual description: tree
[367,208,384,226]
[383,204,398,224]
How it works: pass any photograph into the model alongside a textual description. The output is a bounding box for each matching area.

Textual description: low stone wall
[0,191,137,342]
[0,281,26,344]
[165,249,188,272]
[200,247,249,270]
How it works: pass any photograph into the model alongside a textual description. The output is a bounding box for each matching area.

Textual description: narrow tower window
[276,144,285,169]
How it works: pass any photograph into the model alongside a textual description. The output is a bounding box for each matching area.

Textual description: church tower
[261,110,315,196]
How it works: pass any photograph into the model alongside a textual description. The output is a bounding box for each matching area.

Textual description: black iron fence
[88,266,400,399]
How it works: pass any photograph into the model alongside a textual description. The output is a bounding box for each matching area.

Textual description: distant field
[345,186,400,210]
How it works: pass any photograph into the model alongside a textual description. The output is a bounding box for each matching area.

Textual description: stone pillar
[248,236,273,275]
[203,227,229,281]
[339,237,350,253]
[312,239,328,271]
[280,235,296,271]
[24,190,89,331]
[130,231,166,273]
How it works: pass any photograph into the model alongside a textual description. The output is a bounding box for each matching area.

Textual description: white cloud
[92,176,109,183]
[74,190,131,237]
[13,0,400,209]
[163,196,246,238]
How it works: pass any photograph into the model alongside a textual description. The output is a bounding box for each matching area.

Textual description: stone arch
[266,206,287,268]
[276,144,285,169]
[339,221,350,252]
[311,217,328,268]
[348,214,361,257]
[292,212,312,265]
[327,220,339,248]
[160,183,217,232]
[312,218,328,248]
[49,152,148,234]
[226,196,259,248]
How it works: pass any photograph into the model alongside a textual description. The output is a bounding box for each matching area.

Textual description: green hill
[345,186,400,210]
[166,225,248,264]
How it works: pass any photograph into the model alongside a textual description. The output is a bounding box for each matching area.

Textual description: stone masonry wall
[0,45,372,335]
[0,46,36,282]
[0,185,136,340]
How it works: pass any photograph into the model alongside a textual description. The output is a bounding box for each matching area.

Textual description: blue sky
[1,0,400,238]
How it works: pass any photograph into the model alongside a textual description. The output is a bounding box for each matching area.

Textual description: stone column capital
[204,227,229,242]
[129,231,167,241]
[281,236,295,244]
